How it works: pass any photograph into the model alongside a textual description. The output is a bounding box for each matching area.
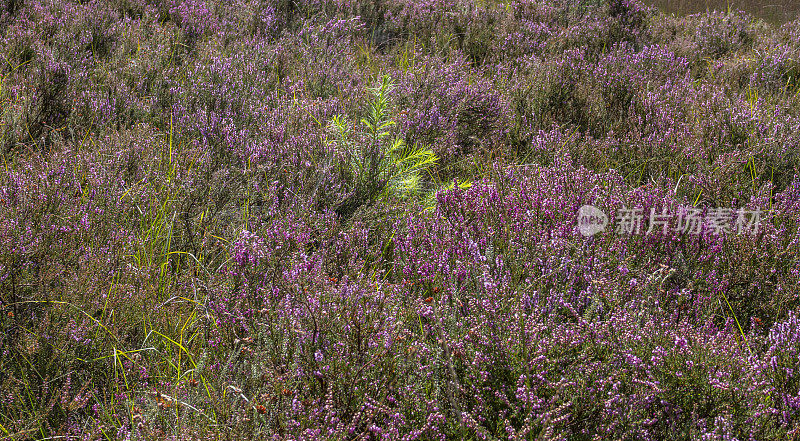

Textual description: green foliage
[328,75,438,218]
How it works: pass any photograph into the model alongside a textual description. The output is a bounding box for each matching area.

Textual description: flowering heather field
[1,0,800,439]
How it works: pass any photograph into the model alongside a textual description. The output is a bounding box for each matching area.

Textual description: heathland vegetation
[1,0,800,438]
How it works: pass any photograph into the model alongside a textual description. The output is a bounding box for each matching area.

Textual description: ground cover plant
[1,0,799,439]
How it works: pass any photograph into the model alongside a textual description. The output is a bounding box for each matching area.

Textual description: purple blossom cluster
[1,0,800,439]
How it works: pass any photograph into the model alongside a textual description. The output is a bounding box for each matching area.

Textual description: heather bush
[391,52,511,173]
[693,11,759,59]
[500,51,584,143]
[749,44,800,94]
[651,10,768,78]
